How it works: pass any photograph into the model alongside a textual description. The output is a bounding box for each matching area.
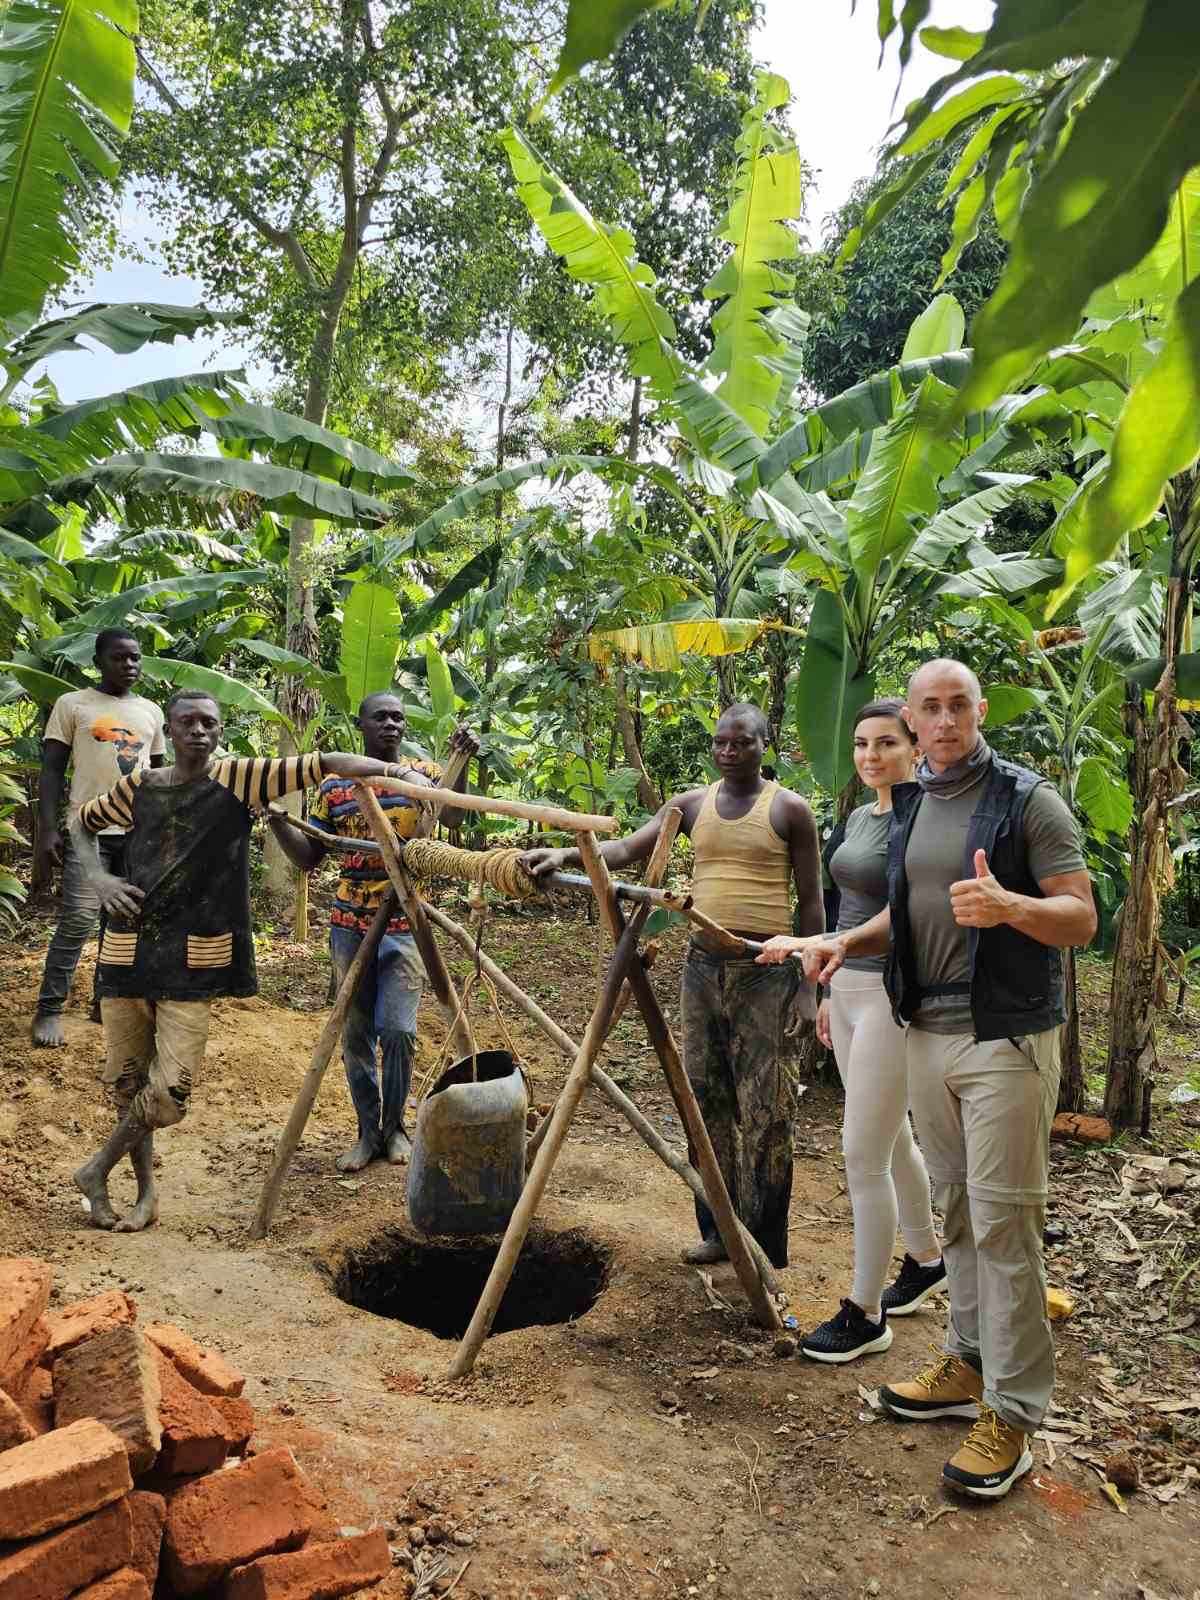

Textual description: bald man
[774,660,1095,1500]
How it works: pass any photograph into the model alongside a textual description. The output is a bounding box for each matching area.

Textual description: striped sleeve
[79,771,142,833]
[211,752,324,811]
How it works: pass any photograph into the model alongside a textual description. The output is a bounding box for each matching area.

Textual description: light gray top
[830,803,892,974]
[907,773,1085,1034]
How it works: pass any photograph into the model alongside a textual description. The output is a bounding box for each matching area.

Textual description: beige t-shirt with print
[44,687,166,834]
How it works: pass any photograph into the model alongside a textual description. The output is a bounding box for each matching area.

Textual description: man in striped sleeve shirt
[68,688,429,1233]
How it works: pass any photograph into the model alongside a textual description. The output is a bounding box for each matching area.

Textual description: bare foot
[31,1012,66,1048]
[680,1239,729,1265]
[114,1190,159,1233]
[336,1133,382,1173]
[73,1158,118,1229]
[385,1130,412,1165]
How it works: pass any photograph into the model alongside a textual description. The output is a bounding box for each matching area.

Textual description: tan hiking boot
[879,1348,983,1421]
[942,1405,1033,1498]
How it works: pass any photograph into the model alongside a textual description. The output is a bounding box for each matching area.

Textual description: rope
[401,837,537,900]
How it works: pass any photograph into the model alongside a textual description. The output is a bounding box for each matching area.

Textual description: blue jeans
[330,925,424,1141]
[36,834,125,1018]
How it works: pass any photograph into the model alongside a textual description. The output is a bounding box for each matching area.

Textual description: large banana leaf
[402,543,500,638]
[7,302,241,373]
[501,127,681,403]
[789,588,874,794]
[1055,275,1200,609]
[959,1,1200,411]
[66,568,272,632]
[704,72,801,433]
[47,452,395,529]
[588,618,772,670]
[1089,170,1200,321]
[1076,755,1133,836]
[752,351,972,490]
[901,293,966,361]
[138,656,284,722]
[544,0,670,101]
[672,377,766,476]
[908,479,1033,568]
[844,376,960,600]
[235,638,350,713]
[0,660,76,704]
[35,371,246,459]
[0,0,136,324]
[339,582,402,710]
[423,636,457,721]
[199,404,418,495]
[1077,566,1162,668]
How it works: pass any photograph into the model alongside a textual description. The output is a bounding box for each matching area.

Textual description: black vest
[884,755,1065,1042]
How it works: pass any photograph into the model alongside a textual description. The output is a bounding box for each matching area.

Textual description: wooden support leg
[444,833,654,1379]
[354,780,471,1057]
[576,833,782,1332]
[249,891,396,1240]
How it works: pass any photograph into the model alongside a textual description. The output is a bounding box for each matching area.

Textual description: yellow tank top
[690,781,792,939]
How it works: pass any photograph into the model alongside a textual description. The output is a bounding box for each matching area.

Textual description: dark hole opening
[330,1224,610,1341]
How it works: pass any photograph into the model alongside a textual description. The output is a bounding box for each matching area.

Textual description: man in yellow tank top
[521,704,822,1268]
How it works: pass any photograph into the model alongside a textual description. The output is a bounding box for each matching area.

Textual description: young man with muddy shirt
[521,703,822,1270]
[31,628,166,1048]
[69,689,434,1233]
[769,660,1095,1500]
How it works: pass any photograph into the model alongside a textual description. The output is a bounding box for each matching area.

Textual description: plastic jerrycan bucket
[407,1050,529,1236]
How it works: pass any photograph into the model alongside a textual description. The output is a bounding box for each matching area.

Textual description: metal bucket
[406,1050,528,1236]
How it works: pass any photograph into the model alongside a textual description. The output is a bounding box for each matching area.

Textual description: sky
[43,0,995,404]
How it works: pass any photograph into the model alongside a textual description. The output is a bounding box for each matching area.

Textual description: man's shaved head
[358,690,405,719]
[907,658,982,704]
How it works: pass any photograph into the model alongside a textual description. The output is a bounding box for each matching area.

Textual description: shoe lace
[961,1407,1008,1464]
[913,1347,959,1395]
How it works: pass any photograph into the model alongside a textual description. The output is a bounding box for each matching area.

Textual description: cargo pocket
[186,932,233,969]
[100,930,138,966]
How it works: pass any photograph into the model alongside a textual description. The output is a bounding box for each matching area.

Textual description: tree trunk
[1057,948,1084,1112]
[614,665,659,812]
[476,325,514,819]
[1104,487,1194,1127]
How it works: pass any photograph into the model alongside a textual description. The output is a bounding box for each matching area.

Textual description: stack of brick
[0,1259,392,1600]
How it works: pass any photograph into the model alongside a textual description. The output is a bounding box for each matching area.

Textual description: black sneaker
[881,1254,947,1317]
[800,1299,893,1364]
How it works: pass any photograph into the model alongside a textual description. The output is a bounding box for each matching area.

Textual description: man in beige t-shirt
[31,628,165,1047]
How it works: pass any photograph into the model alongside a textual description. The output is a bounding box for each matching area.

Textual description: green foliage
[545,0,673,102]
[789,589,874,793]
[338,584,402,712]
[0,0,136,324]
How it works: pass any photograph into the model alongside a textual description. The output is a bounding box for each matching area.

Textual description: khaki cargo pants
[101,998,212,1129]
[905,1026,1061,1434]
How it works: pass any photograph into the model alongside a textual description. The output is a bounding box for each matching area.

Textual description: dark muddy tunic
[79,754,323,1001]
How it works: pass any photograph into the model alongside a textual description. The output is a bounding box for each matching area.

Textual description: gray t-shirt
[907,773,1085,1034]
[830,803,891,973]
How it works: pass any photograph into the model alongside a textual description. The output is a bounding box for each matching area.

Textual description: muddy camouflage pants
[680,944,800,1269]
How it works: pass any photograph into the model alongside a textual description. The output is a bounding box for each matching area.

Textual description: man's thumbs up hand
[951,848,1011,928]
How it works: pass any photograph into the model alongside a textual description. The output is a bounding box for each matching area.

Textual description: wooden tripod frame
[249,790,783,1369]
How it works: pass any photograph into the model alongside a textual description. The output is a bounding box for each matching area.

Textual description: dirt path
[2,907,1198,1600]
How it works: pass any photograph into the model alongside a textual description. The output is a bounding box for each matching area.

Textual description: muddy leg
[31,1012,67,1048]
[73,1112,149,1231]
[113,1132,158,1233]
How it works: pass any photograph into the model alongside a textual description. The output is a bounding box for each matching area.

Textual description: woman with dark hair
[759,699,944,1361]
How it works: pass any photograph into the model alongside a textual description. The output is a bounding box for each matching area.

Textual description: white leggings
[829,967,939,1312]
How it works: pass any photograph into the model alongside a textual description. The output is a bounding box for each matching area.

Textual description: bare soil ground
[2,892,1199,1600]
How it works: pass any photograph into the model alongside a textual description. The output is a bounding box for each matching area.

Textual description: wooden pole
[374,777,617,835]
[444,833,653,1379]
[249,891,396,1239]
[354,781,472,1058]
[575,833,782,1332]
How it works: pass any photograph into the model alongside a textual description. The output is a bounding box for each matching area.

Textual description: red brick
[223,1527,391,1600]
[72,1567,150,1600]
[144,1323,245,1397]
[126,1491,165,1590]
[0,1321,48,1400]
[152,1348,228,1477]
[0,1497,131,1600]
[0,1394,33,1454]
[54,1327,162,1475]
[211,1396,255,1455]
[1050,1111,1113,1145]
[163,1447,315,1596]
[43,1293,136,1364]
[12,1372,51,1438]
[0,1264,51,1378]
[0,1418,132,1540]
